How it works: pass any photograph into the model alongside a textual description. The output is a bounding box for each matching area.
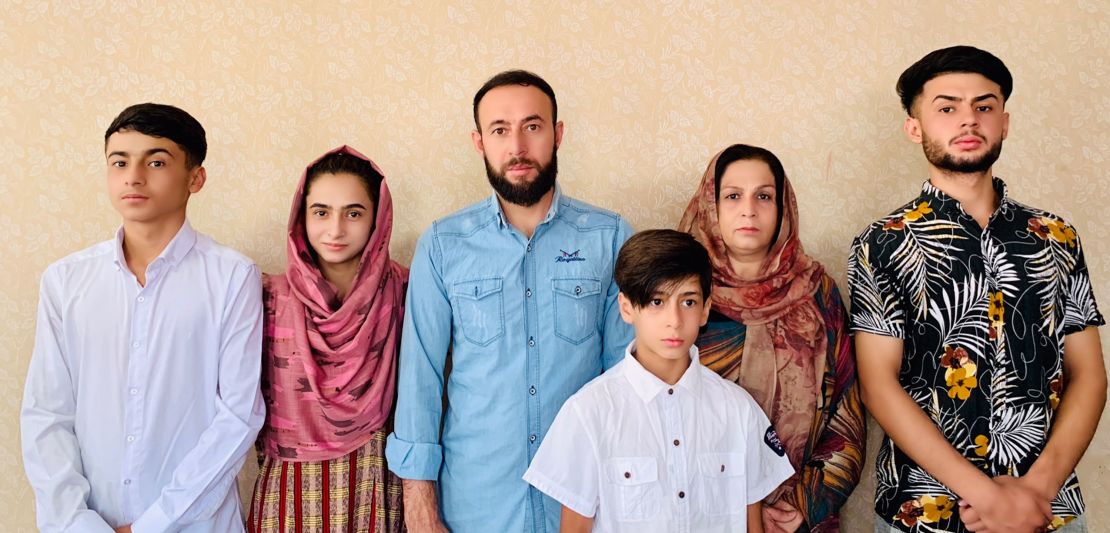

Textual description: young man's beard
[922,132,1003,175]
[485,149,558,207]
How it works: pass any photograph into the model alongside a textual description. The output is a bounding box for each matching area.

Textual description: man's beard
[485,149,558,207]
[922,131,1003,175]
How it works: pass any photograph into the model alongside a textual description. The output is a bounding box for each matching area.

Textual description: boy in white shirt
[524,229,794,532]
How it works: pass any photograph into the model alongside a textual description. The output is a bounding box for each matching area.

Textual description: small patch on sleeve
[764,426,786,457]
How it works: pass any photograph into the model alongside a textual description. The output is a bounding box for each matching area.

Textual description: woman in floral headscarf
[678,144,864,532]
[248,146,407,532]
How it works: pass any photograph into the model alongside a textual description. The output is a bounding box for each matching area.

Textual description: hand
[114,526,132,533]
[762,499,803,533]
[961,476,1052,533]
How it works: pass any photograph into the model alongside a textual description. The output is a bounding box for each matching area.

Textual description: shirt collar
[919,176,1012,218]
[621,340,702,403]
[112,219,198,270]
[488,184,563,230]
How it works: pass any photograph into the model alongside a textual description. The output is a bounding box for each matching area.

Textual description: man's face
[471,84,564,207]
[105,130,205,227]
[905,72,1009,175]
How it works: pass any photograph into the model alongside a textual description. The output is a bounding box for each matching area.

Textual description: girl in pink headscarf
[248,146,407,532]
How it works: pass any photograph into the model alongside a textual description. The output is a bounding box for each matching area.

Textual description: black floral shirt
[847,178,1104,532]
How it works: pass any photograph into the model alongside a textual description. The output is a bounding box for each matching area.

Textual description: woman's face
[717,159,778,265]
[304,172,375,271]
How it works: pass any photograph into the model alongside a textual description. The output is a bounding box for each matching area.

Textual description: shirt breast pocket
[606,456,662,521]
[552,278,602,344]
[697,452,747,516]
[451,277,505,346]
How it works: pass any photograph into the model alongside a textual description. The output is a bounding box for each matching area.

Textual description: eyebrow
[932,93,1000,104]
[308,202,368,210]
[106,148,174,159]
[652,290,703,298]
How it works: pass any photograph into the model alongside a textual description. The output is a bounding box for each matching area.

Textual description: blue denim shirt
[386,187,633,532]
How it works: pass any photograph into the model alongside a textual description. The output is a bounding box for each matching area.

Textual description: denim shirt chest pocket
[451,277,505,346]
[551,278,602,344]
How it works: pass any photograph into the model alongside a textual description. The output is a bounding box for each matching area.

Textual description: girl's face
[304,172,375,271]
[716,159,778,265]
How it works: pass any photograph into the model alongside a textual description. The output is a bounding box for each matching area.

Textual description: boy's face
[105,130,205,228]
[619,276,711,364]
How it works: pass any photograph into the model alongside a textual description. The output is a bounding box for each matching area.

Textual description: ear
[699,293,712,327]
[553,120,565,149]
[470,129,485,155]
[618,293,636,325]
[903,115,923,145]
[1001,110,1010,141]
[188,166,207,194]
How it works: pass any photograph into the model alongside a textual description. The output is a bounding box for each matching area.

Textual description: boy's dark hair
[104,103,207,167]
[896,45,1013,116]
[713,144,786,247]
[472,70,558,131]
[615,229,712,308]
[305,153,384,209]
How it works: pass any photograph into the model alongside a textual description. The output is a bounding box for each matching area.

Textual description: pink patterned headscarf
[259,145,407,461]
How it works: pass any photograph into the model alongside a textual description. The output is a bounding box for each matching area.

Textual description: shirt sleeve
[21,266,116,533]
[1061,229,1105,335]
[600,218,635,370]
[523,397,599,517]
[132,263,266,532]
[846,234,905,339]
[386,229,451,480]
[743,396,795,504]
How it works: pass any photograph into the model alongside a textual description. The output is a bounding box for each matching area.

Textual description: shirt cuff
[131,500,173,533]
[523,467,596,518]
[385,433,443,480]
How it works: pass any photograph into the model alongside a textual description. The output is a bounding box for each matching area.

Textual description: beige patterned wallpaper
[3,1,1108,530]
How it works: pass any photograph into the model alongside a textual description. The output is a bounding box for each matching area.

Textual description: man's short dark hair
[896,45,1013,116]
[615,229,712,308]
[472,70,557,131]
[104,103,207,167]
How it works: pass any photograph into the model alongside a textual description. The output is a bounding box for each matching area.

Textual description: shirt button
[529,386,537,395]
[127,435,136,443]
[528,338,535,347]
[529,434,537,443]
[527,243,533,252]
[129,388,139,396]
[624,471,631,479]
[131,342,140,348]
[667,388,674,395]
[525,288,532,298]
[678,491,685,499]
[123,479,131,485]
[673,439,680,446]
[137,296,145,302]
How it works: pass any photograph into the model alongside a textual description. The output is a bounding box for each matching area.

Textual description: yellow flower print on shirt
[883,201,933,231]
[946,364,978,400]
[988,291,1005,341]
[1028,216,1077,247]
[921,495,955,523]
[974,435,989,457]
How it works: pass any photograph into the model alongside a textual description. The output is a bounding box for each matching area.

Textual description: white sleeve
[21,267,115,532]
[743,397,795,504]
[522,398,599,518]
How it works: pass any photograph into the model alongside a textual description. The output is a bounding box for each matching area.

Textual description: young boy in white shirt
[524,229,794,532]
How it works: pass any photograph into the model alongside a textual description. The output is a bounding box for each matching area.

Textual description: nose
[328,216,346,237]
[959,104,980,129]
[509,129,528,157]
[665,301,684,328]
[123,165,146,186]
[739,195,757,217]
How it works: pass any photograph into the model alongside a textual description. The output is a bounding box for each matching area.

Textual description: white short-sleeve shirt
[524,341,794,532]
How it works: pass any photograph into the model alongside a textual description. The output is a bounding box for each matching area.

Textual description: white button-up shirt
[523,342,793,532]
[21,221,265,532]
